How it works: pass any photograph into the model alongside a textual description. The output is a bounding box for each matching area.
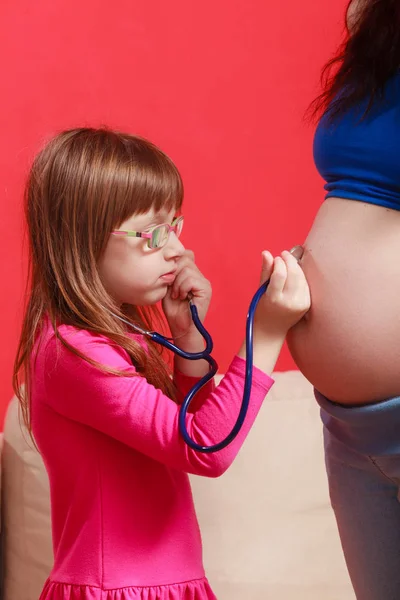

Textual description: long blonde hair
[13,127,184,432]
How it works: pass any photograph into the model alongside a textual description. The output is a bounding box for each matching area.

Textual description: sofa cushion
[2,399,52,600]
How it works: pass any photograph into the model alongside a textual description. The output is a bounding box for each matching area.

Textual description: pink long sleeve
[173,367,215,411]
[42,325,273,478]
[32,321,275,598]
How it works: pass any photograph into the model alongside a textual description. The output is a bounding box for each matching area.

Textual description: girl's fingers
[171,267,208,300]
[174,275,198,300]
[280,250,304,294]
[260,251,274,285]
[267,256,287,297]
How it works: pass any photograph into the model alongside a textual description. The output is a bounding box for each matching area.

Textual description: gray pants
[315,390,400,600]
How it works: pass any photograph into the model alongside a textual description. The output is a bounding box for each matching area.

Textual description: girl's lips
[160,271,177,283]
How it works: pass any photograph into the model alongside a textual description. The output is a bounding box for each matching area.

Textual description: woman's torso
[288,197,400,405]
[287,76,400,405]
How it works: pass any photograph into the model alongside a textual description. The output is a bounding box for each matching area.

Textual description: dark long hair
[309,0,400,121]
[13,128,183,433]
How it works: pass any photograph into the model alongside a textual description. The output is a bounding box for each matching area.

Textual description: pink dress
[31,322,273,599]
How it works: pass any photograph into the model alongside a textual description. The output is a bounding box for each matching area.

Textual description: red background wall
[0,0,347,426]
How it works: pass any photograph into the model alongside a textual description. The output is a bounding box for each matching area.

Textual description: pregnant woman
[287,1,400,598]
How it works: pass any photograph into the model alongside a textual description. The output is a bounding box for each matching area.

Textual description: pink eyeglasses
[112,216,184,249]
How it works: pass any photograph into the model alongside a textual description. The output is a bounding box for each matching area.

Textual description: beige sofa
[1,371,355,600]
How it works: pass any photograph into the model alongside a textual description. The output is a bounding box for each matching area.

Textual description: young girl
[13,127,310,600]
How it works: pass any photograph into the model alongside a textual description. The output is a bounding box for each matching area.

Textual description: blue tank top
[313,73,400,210]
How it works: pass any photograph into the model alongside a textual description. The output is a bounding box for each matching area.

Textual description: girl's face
[98,208,185,306]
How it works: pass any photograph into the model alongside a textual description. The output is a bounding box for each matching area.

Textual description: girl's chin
[142,287,169,305]
[121,284,169,307]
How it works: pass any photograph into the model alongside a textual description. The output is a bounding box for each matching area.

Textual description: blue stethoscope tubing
[183,282,267,453]
[113,246,304,453]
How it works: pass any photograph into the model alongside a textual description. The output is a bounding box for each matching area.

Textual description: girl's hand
[255,250,310,338]
[162,250,212,340]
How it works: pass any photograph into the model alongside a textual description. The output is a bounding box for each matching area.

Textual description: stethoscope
[111,245,304,454]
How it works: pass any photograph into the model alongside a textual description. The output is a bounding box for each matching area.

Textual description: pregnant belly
[287,197,400,405]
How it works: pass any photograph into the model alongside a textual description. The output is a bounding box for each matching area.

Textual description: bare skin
[287,197,400,405]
